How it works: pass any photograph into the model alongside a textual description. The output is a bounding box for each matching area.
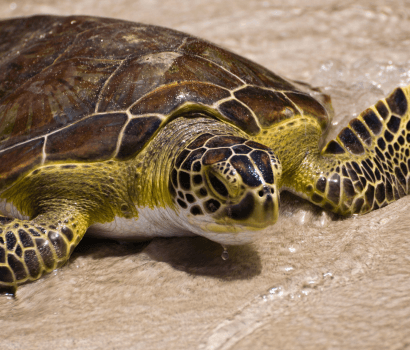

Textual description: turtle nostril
[258,186,273,197]
[208,172,229,197]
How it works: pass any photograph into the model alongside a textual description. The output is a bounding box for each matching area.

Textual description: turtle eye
[207,172,229,198]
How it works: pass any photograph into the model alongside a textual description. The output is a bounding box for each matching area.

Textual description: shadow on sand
[71,235,261,280]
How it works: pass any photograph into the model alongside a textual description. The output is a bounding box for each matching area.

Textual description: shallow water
[1,1,410,349]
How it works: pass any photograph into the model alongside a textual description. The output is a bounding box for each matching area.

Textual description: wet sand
[1,1,410,349]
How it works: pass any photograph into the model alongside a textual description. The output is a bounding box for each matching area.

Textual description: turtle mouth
[217,187,278,228]
[191,189,279,245]
[225,192,255,221]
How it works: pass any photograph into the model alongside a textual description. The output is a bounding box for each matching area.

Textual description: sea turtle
[0,15,409,293]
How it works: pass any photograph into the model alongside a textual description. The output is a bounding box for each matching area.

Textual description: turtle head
[169,134,281,245]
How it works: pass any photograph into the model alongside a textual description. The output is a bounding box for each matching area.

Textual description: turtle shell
[0,15,330,190]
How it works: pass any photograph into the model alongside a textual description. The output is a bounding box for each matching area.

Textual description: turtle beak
[198,182,280,246]
[224,185,279,228]
[216,183,280,231]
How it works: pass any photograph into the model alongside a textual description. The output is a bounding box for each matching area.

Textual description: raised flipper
[293,85,410,215]
[0,206,88,294]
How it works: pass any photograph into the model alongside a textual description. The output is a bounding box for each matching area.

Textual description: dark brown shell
[0,15,330,189]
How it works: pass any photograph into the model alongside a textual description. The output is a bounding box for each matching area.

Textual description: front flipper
[294,85,410,215]
[0,208,88,294]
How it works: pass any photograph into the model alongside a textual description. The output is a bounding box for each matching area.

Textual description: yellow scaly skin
[257,85,410,216]
[0,159,136,293]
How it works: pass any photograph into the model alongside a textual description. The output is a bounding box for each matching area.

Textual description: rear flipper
[299,85,410,215]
